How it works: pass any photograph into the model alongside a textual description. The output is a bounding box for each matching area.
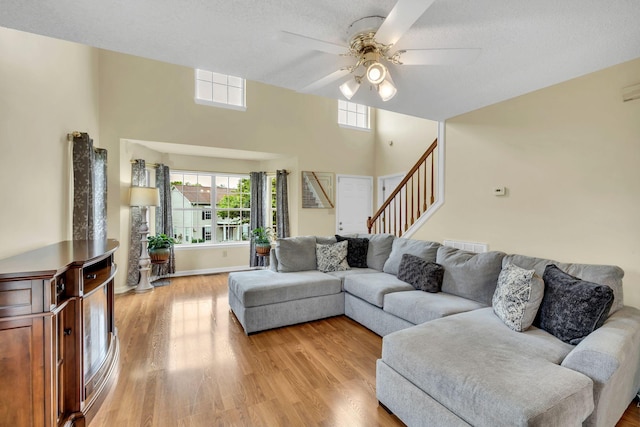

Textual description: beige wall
[98,50,377,291]
[0,27,99,258]
[413,57,640,309]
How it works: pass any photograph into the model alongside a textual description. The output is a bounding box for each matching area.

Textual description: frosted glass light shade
[339,78,361,100]
[129,186,160,207]
[378,74,397,102]
[366,62,387,85]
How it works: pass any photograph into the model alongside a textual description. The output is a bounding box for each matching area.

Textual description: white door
[378,173,404,234]
[336,175,373,235]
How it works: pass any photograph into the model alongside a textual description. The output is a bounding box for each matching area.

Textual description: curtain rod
[66,131,83,141]
[130,159,160,168]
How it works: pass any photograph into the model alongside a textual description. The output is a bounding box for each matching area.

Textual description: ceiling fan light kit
[288,0,478,103]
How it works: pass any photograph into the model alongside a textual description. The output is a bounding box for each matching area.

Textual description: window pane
[228,76,243,88]
[212,83,228,103]
[211,72,227,84]
[356,113,366,128]
[347,102,357,112]
[338,109,347,124]
[356,104,366,114]
[196,80,213,101]
[338,99,346,110]
[347,111,357,126]
[228,87,243,106]
[196,69,212,81]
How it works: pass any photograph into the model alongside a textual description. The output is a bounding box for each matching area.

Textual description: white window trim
[194,69,247,111]
[337,100,371,130]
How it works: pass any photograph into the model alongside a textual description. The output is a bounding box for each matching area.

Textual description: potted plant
[147,234,176,264]
[251,227,274,255]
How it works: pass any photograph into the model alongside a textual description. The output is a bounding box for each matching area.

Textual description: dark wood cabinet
[0,240,119,427]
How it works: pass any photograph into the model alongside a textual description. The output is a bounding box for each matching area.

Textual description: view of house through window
[195,69,246,109]
[338,100,370,130]
[170,171,250,245]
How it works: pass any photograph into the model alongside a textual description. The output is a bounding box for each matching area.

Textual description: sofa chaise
[227,234,640,426]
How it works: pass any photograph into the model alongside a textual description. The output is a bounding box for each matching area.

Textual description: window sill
[194,98,247,111]
[338,123,371,132]
[174,242,249,251]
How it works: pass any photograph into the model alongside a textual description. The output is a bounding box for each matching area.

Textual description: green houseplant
[147,234,176,264]
[251,227,274,256]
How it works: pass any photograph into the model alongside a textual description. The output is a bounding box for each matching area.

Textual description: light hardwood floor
[91,274,640,426]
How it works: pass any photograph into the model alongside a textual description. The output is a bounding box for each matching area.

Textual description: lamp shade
[339,78,361,100]
[377,74,397,102]
[366,62,387,85]
[129,186,160,207]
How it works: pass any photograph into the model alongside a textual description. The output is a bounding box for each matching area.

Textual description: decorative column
[129,186,160,293]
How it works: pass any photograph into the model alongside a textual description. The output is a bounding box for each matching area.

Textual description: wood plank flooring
[91,273,640,426]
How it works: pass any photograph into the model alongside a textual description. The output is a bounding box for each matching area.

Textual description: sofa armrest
[561,306,640,383]
[269,247,278,272]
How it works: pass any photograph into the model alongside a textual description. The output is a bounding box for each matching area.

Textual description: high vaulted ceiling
[2,0,640,120]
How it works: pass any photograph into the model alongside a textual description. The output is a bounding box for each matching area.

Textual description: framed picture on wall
[301,171,334,208]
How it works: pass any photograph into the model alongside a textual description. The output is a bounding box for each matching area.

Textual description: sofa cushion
[335,235,369,268]
[315,235,337,245]
[316,241,350,272]
[383,238,440,275]
[492,263,545,332]
[437,246,506,306]
[397,254,444,293]
[275,236,317,272]
[384,290,485,325]
[382,308,593,427]
[503,254,624,315]
[536,264,614,345]
[343,272,414,307]
[356,233,395,271]
[228,270,342,308]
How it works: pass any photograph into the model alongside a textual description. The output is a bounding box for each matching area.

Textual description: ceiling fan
[281,0,480,102]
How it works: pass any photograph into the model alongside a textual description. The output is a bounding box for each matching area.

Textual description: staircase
[368,138,439,237]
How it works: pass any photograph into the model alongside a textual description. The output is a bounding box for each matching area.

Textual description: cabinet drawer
[0,280,44,317]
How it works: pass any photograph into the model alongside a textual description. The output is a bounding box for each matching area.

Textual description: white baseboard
[170,265,251,277]
[114,265,252,294]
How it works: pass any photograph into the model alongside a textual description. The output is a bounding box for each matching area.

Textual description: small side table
[257,253,270,269]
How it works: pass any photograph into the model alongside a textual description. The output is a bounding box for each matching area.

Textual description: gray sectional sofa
[227,234,640,426]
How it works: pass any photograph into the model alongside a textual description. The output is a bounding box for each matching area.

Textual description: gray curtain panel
[152,164,175,277]
[249,171,268,267]
[276,169,290,238]
[126,159,148,286]
[72,132,107,241]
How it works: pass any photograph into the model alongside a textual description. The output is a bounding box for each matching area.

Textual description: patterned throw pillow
[335,235,369,268]
[492,263,544,332]
[397,253,444,293]
[536,264,614,344]
[315,241,350,273]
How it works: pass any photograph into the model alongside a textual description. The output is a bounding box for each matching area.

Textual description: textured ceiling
[2,0,640,120]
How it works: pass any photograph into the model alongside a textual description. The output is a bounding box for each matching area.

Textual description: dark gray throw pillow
[335,235,369,268]
[536,264,614,345]
[397,253,444,293]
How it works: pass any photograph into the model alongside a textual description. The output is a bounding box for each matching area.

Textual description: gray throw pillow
[383,238,440,276]
[275,236,317,272]
[397,254,444,293]
[357,234,395,271]
[437,246,506,306]
[536,264,614,345]
[492,263,544,332]
[335,235,369,268]
[316,241,350,273]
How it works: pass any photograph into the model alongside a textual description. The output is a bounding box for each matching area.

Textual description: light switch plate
[493,187,506,196]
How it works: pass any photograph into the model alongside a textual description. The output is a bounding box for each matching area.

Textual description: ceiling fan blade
[398,48,481,65]
[279,31,347,55]
[374,0,436,46]
[299,69,350,93]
